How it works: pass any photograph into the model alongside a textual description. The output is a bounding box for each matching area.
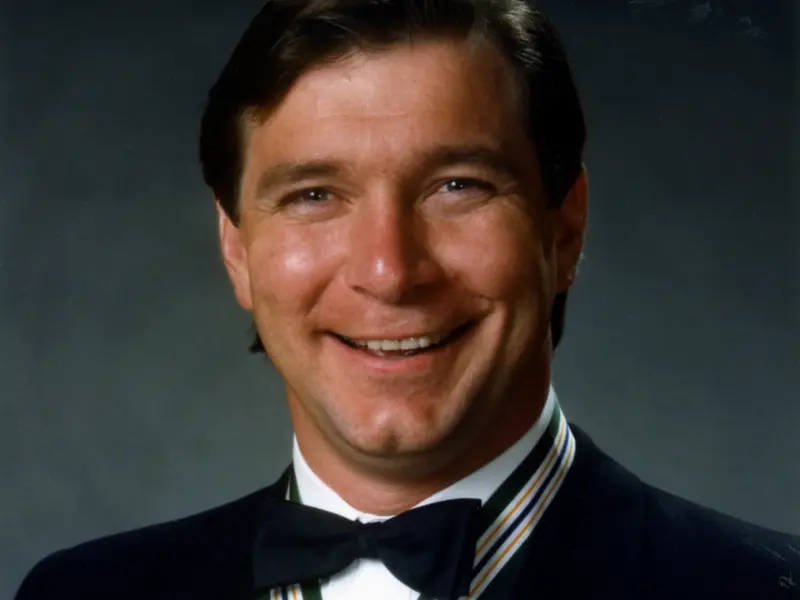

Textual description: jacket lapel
[506,425,647,599]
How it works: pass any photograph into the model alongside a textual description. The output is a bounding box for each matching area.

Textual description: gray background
[2,0,798,595]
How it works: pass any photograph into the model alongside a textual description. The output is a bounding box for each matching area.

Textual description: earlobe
[216,202,254,311]
[555,166,589,292]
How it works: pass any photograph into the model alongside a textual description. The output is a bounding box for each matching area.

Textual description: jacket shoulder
[14,486,274,600]
[644,484,800,598]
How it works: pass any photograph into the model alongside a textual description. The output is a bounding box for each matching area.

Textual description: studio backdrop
[1,0,797,596]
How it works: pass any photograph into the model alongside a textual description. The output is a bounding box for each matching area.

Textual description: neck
[290,365,551,516]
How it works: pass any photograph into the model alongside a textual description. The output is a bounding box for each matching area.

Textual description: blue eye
[282,188,331,206]
[297,188,330,202]
[441,178,494,194]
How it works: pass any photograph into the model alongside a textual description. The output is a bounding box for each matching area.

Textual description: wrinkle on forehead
[239,37,537,198]
[267,38,520,123]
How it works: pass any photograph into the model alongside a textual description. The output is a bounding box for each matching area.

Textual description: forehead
[241,38,532,183]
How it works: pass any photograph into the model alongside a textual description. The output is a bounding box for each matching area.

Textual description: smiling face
[218,37,587,487]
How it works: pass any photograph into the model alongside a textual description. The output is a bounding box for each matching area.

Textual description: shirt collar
[292,385,559,522]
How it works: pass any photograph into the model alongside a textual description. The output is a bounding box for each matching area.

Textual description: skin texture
[218,37,588,515]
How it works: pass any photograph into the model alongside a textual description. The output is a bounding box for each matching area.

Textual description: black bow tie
[253,496,482,599]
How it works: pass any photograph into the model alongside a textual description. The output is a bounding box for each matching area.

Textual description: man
[15,1,799,599]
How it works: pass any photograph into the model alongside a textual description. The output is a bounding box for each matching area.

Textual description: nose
[343,197,442,304]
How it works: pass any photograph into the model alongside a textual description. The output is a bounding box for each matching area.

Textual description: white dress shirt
[291,386,559,600]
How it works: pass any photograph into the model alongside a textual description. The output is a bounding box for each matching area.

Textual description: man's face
[219,38,586,473]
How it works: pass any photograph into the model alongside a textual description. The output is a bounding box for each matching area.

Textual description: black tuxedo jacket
[15,426,800,599]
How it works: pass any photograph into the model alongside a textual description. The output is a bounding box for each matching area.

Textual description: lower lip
[328,326,473,374]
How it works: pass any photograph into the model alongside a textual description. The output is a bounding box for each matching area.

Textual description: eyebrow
[421,145,526,181]
[253,144,526,199]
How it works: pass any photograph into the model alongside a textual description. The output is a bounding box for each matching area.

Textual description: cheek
[246,226,339,319]
[441,207,550,301]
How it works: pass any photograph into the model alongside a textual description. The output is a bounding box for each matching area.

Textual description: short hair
[199,0,586,354]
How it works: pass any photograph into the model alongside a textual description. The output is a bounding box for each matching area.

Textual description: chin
[329,395,471,460]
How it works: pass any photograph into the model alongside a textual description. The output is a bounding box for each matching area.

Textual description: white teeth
[380,340,401,351]
[353,332,448,352]
[399,338,417,350]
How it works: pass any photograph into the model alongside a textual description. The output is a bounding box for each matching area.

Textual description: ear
[554,166,589,292]
[217,202,254,311]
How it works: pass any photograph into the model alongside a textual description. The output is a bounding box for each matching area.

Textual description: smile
[334,323,473,358]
